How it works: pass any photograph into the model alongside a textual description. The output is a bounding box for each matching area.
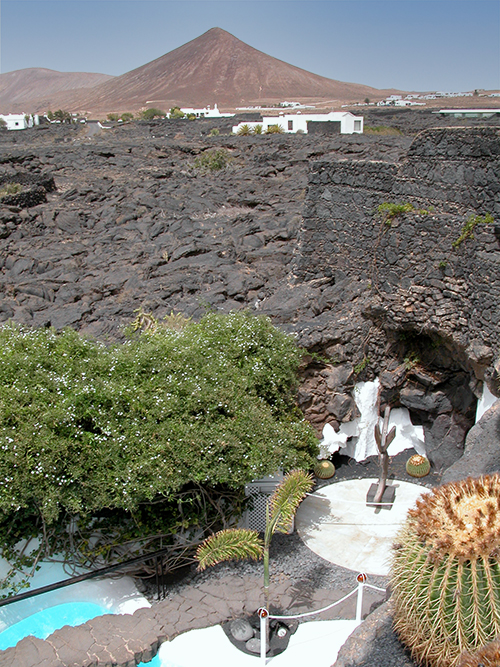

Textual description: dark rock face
[441,400,500,483]
[0,119,499,474]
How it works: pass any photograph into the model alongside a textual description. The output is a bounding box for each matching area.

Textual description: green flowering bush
[0,312,317,589]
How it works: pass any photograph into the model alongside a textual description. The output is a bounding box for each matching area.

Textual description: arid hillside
[0,68,114,113]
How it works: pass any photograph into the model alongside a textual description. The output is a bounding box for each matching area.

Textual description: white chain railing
[256,574,386,665]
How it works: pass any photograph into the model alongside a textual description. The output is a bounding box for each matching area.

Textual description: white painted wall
[0,113,33,130]
[232,111,363,135]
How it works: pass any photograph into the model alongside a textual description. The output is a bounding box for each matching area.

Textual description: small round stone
[229,618,254,641]
[246,637,266,654]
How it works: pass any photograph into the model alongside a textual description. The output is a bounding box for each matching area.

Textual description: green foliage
[120,112,134,122]
[353,356,370,375]
[169,107,186,119]
[193,148,230,172]
[142,108,166,120]
[252,124,263,135]
[377,201,430,226]
[267,469,314,535]
[107,113,119,122]
[0,118,6,129]
[0,314,317,589]
[438,260,448,270]
[195,470,313,603]
[208,128,220,136]
[0,183,22,199]
[236,124,252,136]
[391,475,500,666]
[196,528,263,571]
[47,109,73,123]
[265,124,285,134]
[364,125,403,136]
[364,97,370,104]
[452,213,494,249]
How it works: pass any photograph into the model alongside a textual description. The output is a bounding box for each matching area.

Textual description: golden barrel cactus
[391,475,500,667]
[314,459,335,479]
[406,454,431,478]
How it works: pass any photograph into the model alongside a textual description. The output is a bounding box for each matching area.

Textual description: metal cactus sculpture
[370,405,396,505]
[391,475,500,667]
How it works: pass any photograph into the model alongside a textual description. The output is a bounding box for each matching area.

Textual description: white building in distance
[0,113,39,130]
[232,111,363,135]
[178,104,234,118]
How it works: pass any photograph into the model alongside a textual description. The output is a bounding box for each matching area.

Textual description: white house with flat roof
[232,111,363,135]
[0,113,38,130]
[178,104,234,118]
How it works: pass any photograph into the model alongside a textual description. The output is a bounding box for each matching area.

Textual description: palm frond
[270,469,314,534]
[196,528,263,571]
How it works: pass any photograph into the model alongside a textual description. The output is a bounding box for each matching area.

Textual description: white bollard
[258,607,268,666]
[355,573,367,622]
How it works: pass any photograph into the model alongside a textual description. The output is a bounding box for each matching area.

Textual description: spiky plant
[196,529,263,571]
[406,454,431,478]
[195,470,313,606]
[314,460,335,479]
[391,475,500,667]
[458,638,500,667]
[236,124,252,136]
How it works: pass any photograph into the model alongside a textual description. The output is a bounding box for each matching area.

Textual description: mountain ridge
[0,28,399,114]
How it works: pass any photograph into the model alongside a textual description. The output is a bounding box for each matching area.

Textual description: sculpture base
[366,483,396,509]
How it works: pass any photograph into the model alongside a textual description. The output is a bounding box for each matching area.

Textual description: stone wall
[296,127,500,387]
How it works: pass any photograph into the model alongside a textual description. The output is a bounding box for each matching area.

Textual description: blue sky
[1,1,499,92]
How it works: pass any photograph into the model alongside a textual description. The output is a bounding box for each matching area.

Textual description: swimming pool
[0,601,110,650]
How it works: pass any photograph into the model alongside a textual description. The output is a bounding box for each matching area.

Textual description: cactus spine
[458,638,500,667]
[391,475,500,667]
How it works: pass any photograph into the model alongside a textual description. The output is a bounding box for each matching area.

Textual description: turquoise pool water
[0,601,109,650]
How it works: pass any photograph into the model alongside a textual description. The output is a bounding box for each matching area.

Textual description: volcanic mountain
[4,28,397,115]
[0,68,114,113]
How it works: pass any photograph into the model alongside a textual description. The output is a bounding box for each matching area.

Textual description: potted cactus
[391,475,500,667]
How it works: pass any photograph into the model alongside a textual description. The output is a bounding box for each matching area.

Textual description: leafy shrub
[208,128,220,136]
[47,109,73,123]
[0,313,317,587]
[252,124,263,135]
[194,148,230,172]
[142,108,166,120]
[169,107,185,119]
[265,124,285,134]
[107,113,120,121]
[120,112,134,122]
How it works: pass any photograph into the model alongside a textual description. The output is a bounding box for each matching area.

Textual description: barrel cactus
[391,475,500,667]
[314,459,335,479]
[406,454,431,478]
[458,638,500,667]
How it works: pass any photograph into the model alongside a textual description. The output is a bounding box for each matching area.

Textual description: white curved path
[296,478,429,576]
[157,620,359,667]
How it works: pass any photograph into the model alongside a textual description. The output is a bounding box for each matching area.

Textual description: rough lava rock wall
[293,127,500,470]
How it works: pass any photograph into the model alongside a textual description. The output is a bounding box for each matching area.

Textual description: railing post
[258,607,268,666]
[356,573,367,622]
